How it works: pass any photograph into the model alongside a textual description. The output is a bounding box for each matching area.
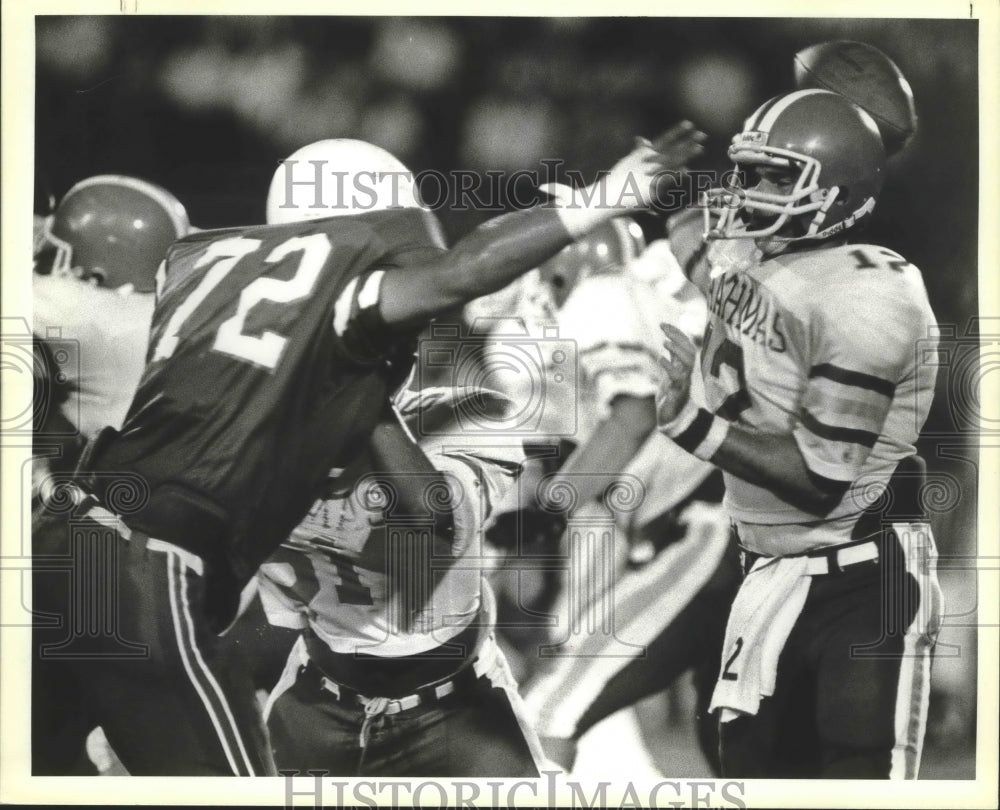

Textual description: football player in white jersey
[471,220,738,775]
[655,89,942,778]
[257,387,546,776]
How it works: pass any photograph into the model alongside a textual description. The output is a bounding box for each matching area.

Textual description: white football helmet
[265,139,423,225]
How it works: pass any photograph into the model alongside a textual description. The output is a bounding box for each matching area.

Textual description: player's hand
[656,322,697,427]
[541,121,705,237]
[548,121,705,213]
[615,121,706,207]
[648,120,708,175]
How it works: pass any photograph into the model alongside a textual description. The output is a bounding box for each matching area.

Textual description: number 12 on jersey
[701,322,751,421]
[152,233,333,370]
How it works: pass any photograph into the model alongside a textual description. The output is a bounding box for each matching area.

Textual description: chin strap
[809,195,877,240]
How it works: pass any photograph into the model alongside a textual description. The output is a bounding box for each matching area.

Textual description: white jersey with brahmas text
[32,272,154,437]
[699,241,938,555]
[256,420,524,657]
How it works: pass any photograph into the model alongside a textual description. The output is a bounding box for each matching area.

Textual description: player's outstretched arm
[378,122,705,330]
[656,323,849,517]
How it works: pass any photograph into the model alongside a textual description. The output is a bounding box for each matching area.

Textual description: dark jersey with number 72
[86,208,446,599]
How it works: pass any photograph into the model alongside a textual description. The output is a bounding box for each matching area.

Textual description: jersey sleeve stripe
[673,407,715,454]
[803,385,892,430]
[808,363,896,398]
[800,409,880,448]
[332,276,359,336]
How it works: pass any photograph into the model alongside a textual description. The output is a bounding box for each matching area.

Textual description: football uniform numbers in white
[266,543,376,609]
[151,234,333,369]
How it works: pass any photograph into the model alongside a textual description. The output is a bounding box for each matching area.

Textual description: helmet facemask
[38,219,86,282]
[39,217,118,287]
[701,141,840,247]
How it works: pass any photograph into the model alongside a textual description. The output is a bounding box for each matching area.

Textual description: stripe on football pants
[889,523,943,779]
[164,548,257,776]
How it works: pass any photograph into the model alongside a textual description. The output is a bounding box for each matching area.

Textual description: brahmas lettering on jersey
[699,242,937,554]
[257,435,523,657]
[88,208,446,584]
[33,272,154,436]
[556,243,716,522]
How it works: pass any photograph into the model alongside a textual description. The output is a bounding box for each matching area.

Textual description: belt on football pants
[64,490,208,577]
[739,536,880,577]
[38,481,133,541]
[299,651,489,716]
[299,643,492,757]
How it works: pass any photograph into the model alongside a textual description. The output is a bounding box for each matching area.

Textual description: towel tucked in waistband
[709,554,812,723]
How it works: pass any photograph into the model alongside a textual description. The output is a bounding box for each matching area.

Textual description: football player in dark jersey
[33,127,705,775]
[31,175,191,776]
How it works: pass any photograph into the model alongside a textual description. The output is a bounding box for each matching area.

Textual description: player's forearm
[548,396,656,509]
[658,323,847,517]
[379,207,575,328]
[708,425,848,517]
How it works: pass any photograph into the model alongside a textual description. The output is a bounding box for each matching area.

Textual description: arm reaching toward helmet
[378,122,706,329]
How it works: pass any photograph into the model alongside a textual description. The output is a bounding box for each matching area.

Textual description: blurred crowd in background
[33,15,980,776]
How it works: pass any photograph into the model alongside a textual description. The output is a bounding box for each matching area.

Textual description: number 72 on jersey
[151,234,333,370]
